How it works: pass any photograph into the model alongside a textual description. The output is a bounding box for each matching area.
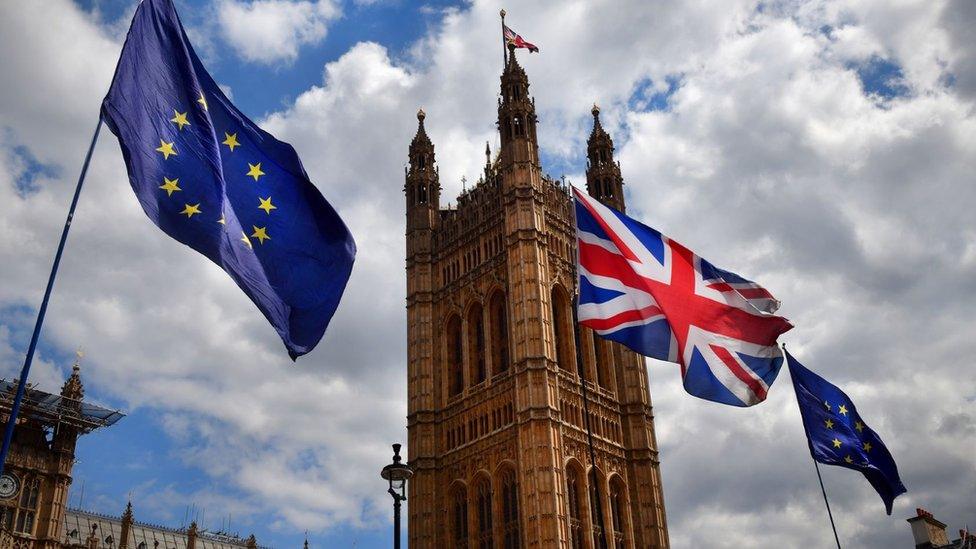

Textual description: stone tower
[0,359,122,549]
[405,43,668,548]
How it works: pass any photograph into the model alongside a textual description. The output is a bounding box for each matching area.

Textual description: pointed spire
[61,352,85,401]
[303,531,309,549]
[120,501,134,549]
[411,108,431,149]
[586,103,626,211]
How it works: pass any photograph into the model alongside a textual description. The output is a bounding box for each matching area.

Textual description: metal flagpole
[813,457,842,549]
[569,185,609,549]
[0,116,103,477]
[500,9,508,65]
[784,344,842,549]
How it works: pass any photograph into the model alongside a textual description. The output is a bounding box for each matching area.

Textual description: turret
[585,104,626,211]
[119,502,134,549]
[497,43,539,168]
[405,108,440,232]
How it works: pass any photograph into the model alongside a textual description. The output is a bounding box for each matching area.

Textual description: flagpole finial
[500,9,506,18]
[591,103,600,117]
[417,108,425,121]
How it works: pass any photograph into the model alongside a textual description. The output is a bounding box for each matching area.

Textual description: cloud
[216,0,340,65]
[0,0,973,547]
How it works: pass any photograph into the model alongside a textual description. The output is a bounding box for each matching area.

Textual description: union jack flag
[574,188,793,406]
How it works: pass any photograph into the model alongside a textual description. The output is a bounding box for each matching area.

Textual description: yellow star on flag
[824,419,834,429]
[251,226,270,244]
[159,177,181,196]
[832,438,842,448]
[246,163,265,181]
[854,421,864,433]
[240,231,252,248]
[197,92,208,110]
[838,404,848,416]
[170,110,190,130]
[180,203,201,218]
[824,401,831,412]
[217,215,226,225]
[156,140,177,159]
[862,442,872,452]
[258,196,276,214]
[844,455,853,464]
[222,132,240,152]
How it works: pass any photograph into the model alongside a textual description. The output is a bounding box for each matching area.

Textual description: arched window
[468,304,486,384]
[593,335,612,392]
[489,292,509,374]
[453,485,470,548]
[448,315,463,396]
[566,465,586,549]
[551,286,574,372]
[13,476,39,535]
[589,470,607,549]
[609,476,628,547]
[475,477,493,549]
[500,468,521,549]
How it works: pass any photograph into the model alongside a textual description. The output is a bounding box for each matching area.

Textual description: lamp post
[380,443,413,549]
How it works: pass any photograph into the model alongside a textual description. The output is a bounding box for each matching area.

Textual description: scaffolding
[0,379,124,433]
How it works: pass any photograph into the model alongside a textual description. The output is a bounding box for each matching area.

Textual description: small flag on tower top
[504,25,540,53]
[100,0,356,359]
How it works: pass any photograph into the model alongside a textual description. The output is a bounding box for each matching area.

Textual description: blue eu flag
[101,0,355,359]
[786,350,906,514]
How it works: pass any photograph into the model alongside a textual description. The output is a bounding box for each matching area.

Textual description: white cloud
[0,0,974,547]
[216,0,340,65]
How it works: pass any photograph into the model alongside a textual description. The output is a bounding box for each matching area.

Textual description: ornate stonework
[405,44,669,548]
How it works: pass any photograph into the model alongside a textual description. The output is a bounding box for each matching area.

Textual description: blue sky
[1,0,974,548]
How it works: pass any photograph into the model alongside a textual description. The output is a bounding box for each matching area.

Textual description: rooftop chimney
[907,508,950,548]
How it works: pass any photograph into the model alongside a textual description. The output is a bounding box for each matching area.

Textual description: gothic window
[551,286,574,372]
[566,465,585,549]
[475,477,493,549]
[468,303,486,384]
[418,183,428,204]
[500,468,521,549]
[513,116,524,137]
[418,154,427,170]
[609,477,628,547]
[489,292,509,374]
[589,470,607,549]
[448,315,464,396]
[453,485,470,548]
[13,476,39,535]
[594,335,612,392]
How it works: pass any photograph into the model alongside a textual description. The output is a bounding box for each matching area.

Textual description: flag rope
[0,117,103,476]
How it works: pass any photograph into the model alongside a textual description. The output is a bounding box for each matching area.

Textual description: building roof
[63,508,268,549]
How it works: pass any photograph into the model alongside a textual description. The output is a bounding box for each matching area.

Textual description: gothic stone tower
[405,44,668,548]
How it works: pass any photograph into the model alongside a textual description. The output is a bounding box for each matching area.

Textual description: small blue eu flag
[101,0,355,359]
[786,349,906,514]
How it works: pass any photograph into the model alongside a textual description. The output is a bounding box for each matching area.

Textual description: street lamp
[380,443,413,549]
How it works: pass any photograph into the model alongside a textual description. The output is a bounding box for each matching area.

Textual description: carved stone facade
[405,44,669,548]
